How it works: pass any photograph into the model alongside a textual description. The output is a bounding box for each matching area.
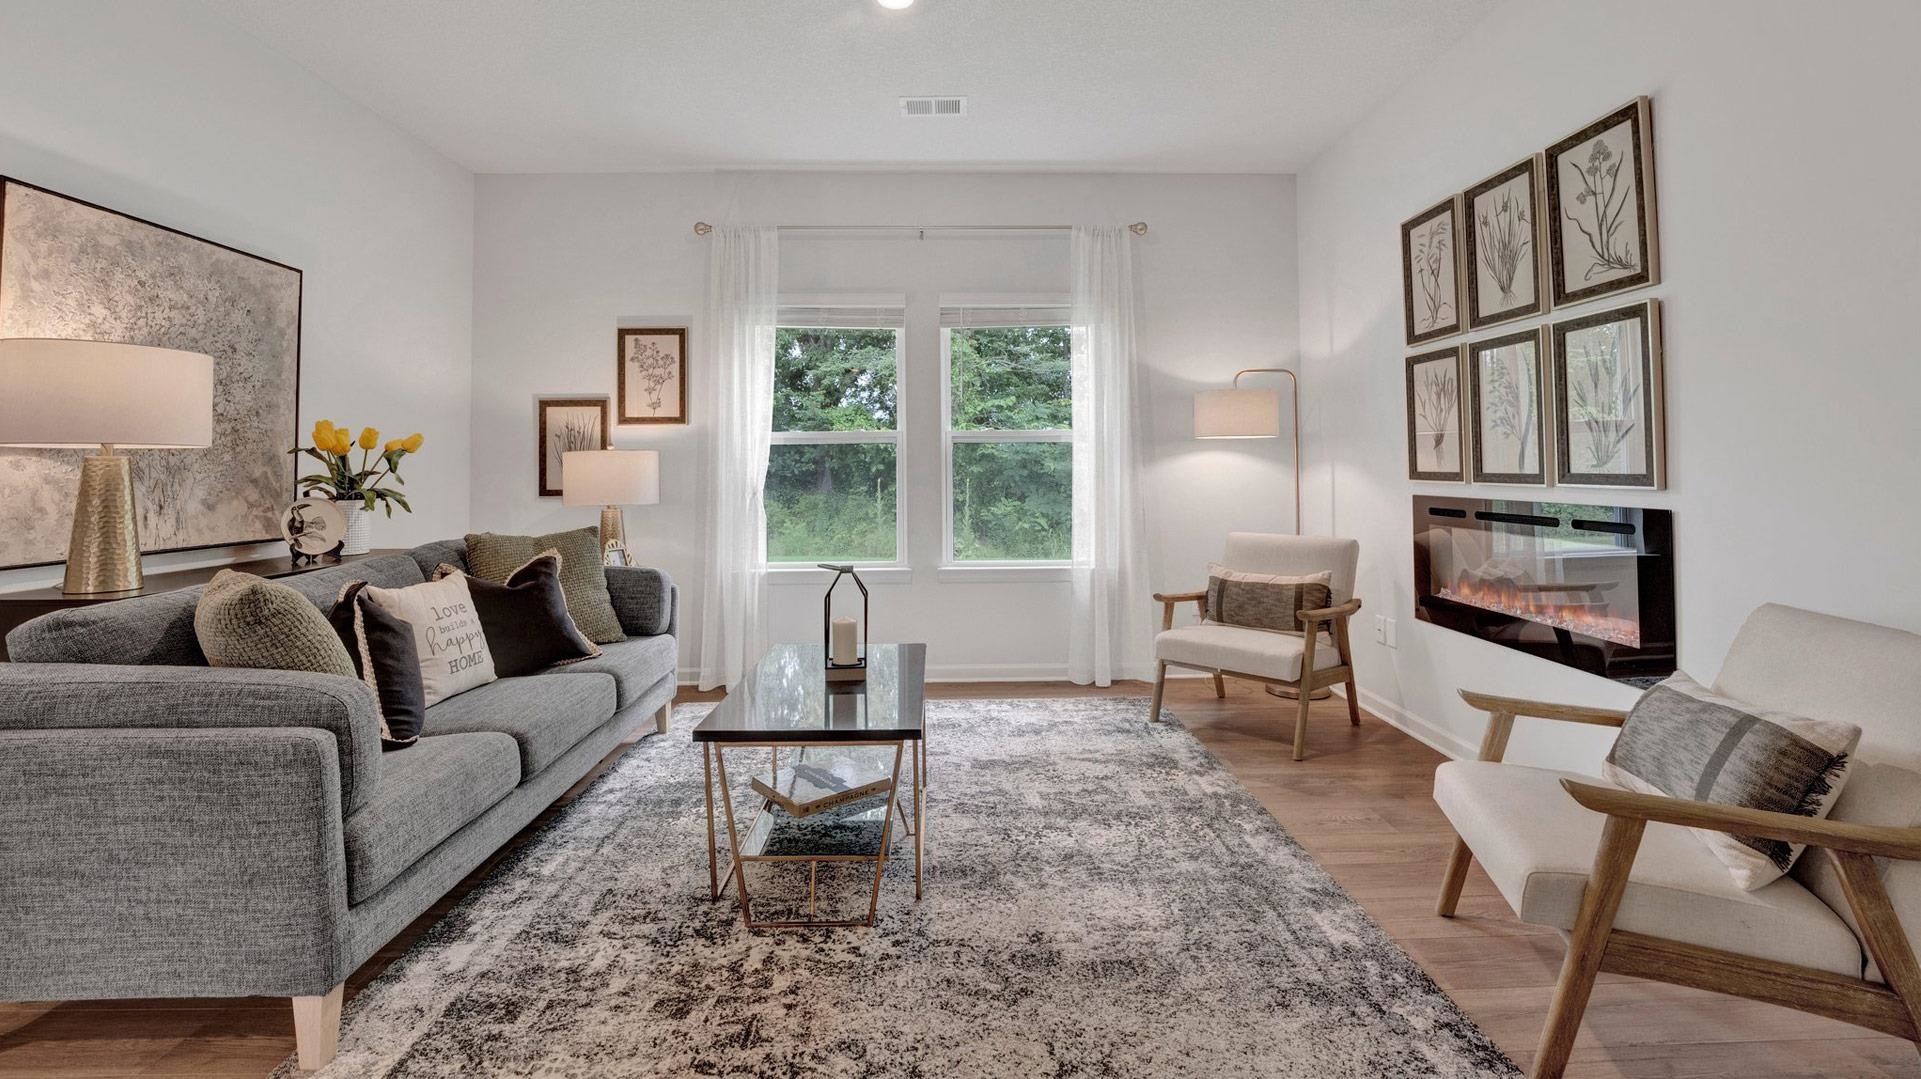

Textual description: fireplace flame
[1438,574,1641,648]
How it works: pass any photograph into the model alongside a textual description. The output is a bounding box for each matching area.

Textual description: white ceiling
[199,0,1499,174]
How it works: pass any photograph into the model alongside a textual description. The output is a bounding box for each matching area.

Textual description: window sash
[767,318,904,565]
[939,325,1074,565]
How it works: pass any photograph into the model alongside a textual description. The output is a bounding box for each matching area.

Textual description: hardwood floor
[3,679,1915,1077]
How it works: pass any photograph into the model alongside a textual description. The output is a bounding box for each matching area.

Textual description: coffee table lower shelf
[702,739,925,929]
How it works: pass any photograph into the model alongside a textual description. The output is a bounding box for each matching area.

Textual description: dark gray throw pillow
[329,581,426,749]
[1602,672,1859,890]
[1204,563,1333,635]
[433,550,600,677]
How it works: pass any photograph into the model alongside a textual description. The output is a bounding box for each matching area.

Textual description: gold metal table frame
[703,735,926,929]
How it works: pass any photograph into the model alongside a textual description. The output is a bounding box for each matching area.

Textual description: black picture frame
[1551,300,1665,489]
[1468,327,1550,486]
[1544,97,1660,310]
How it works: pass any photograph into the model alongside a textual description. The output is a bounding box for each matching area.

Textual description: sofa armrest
[606,565,677,638]
[0,664,383,814]
[0,727,350,1000]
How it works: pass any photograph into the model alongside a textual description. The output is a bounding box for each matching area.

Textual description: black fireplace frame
[1413,495,1676,685]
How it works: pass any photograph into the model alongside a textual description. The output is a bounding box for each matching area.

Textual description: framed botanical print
[1545,97,1659,309]
[617,327,687,424]
[1401,196,1464,346]
[1551,300,1664,489]
[1405,347,1467,482]
[537,397,610,498]
[1463,156,1547,329]
[1468,328,1549,485]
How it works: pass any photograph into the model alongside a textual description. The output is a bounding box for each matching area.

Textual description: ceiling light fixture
[877,0,914,9]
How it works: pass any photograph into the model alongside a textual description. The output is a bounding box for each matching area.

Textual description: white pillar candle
[830,616,859,666]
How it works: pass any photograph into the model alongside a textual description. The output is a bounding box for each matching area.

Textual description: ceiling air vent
[900,96,966,118]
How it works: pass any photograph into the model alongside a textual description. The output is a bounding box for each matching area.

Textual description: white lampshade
[1193,387,1281,439]
[562,449,660,507]
[0,338,214,448]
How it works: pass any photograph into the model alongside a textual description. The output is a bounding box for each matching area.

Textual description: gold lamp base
[1266,685,1333,701]
[63,449,143,595]
[598,504,628,564]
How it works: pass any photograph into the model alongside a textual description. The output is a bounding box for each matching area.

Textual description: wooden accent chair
[1435,604,1921,1078]
[1149,532,1362,760]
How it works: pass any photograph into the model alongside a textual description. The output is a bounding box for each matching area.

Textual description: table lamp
[561,448,660,562]
[0,338,215,594]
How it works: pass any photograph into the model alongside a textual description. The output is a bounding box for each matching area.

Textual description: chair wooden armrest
[1153,589,1207,631]
[1458,689,1629,727]
[1296,597,1362,627]
[1560,780,1921,861]
[1453,690,1628,764]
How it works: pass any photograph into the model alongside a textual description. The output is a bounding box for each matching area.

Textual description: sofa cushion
[6,553,428,667]
[1434,759,1865,977]
[424,673,617,778]
[343,731,519,903]
[1155,623,1341,682]
[539,634,676,710]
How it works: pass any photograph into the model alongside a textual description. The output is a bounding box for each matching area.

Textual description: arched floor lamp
[1193,368,1325,699]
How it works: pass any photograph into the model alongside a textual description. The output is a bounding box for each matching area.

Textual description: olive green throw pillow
[464,528,626,644]
[194,569,357,677]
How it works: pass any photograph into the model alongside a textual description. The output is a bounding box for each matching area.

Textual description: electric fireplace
[1413,495,1675,685]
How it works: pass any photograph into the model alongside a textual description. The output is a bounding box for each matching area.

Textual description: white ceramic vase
[336,499,372,556]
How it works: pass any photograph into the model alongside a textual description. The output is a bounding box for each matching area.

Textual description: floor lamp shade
[562,449,660,559]
[0,338,215,595]
[0,338,214,448]
[1193,387,1281,439]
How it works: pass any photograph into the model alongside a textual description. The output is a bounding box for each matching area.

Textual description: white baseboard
[1332,684,1475,761]
[676,664,1159,685]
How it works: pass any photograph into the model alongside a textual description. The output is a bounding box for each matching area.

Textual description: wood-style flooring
[3,679,1916,1077]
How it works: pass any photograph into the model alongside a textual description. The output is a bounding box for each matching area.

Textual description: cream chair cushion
[1155,624,1342,683]
[1434,759,1865,978]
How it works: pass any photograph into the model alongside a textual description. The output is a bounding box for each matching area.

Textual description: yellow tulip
[312,419,334,445]
[332,431,354,456]
[358,427,380,450]
[402,433,424,453]
[383,438,404,453]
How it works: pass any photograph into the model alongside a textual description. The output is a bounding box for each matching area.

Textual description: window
[765,306,903,564]
[942,304,1073,563]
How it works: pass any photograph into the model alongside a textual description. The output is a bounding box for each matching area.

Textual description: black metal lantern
[820,563,868,682]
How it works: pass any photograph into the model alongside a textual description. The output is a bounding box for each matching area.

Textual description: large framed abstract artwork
[0,178,301,570]
[1544,97,1660,309]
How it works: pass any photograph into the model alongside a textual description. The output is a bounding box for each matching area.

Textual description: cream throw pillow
[362,575,498,706]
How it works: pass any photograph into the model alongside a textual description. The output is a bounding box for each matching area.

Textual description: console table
[0,549,404,661]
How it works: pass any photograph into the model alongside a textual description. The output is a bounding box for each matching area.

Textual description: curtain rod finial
[1129,222,1148,236]
[693,221,713,236]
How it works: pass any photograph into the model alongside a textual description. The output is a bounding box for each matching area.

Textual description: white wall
[0,0,473,590]
[473,171,1296,680]
[1296,0,1921,768]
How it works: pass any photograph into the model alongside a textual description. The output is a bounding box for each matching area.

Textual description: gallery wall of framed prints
[1401,94,1666,492]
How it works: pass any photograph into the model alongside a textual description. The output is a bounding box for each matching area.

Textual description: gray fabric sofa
[0,540,678,1070]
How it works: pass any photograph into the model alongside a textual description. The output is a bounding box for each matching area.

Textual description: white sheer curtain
[1068,226,1149,686]
[697,226,779,690]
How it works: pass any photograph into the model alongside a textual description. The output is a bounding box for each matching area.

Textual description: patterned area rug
[282,698,1517,1078]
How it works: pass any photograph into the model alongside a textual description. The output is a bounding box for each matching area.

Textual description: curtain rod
[692,221,1147,236]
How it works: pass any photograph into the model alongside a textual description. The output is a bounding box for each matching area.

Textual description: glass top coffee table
[693,643,927,929]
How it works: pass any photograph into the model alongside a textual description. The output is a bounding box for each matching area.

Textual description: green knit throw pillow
[464,528,626,644]
[194,569,357,676]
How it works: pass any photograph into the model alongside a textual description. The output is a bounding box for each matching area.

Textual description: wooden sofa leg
[1148,662,1168,722]
[1291,685,1312,761]
[1345,677,1361,726]
[1534,814,1645,1079]
[292,983,343,1071]
[1437,836,1473,917]
[655,700,672,736]
[1211,671,1226,698]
